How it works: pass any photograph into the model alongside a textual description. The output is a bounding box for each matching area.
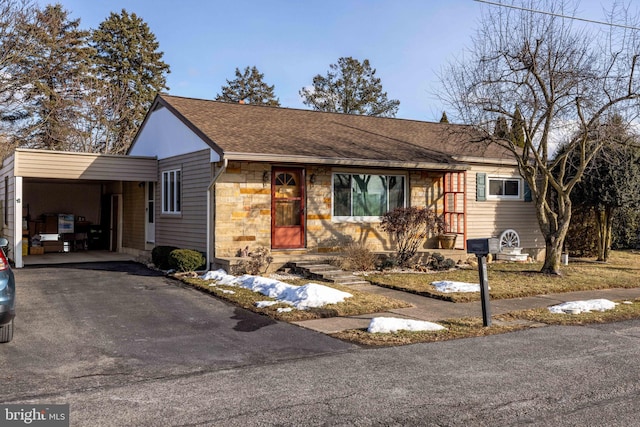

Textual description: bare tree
[440,0,640,274]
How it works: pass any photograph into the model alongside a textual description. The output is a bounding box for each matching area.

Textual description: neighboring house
[0,94,544,269]
[128,94,544,268]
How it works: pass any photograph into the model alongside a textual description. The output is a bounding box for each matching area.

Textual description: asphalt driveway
[0,262,356,402]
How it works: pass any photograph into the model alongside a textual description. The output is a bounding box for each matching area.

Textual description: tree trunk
[595,207,614,262]
[539,192,571,275]
[541,233,564,275]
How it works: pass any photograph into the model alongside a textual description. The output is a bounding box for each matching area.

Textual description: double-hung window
[333,173,405,220]
[488,177,521,199]
[162,169,181,214]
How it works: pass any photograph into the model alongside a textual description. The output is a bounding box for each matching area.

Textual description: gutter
[223,151,469,170]
[451,155,518,166]
[206,157,228,269]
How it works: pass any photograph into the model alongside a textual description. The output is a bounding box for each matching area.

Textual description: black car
[0,237,15,343]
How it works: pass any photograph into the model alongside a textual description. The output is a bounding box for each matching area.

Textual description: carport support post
[477,255,491,327]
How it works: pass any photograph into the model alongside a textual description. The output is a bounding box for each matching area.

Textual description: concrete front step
[288,260,367,286]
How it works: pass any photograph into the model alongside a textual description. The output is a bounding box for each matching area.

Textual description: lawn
[179,275,411,322]
[333,297,640,346]
[365,250,640,302]
[173,250,640,347]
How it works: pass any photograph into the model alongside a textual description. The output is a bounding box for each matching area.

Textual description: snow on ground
[432,280,481,293]
[368,317,446,333]
[548,299,618,314]
[201,269,352,310]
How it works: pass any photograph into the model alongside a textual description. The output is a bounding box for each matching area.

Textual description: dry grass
[366,250,640,302]
[331,317,531,347]
[171,251,640,348]
[179,276,410,322]
[332,298,640,347]
[498,297,640,326]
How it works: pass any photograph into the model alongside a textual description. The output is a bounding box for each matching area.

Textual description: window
[488,177,521,199]
[162,169,181,214]
[332,173,405,220]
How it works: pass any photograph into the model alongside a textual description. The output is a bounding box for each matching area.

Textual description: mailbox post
[467,238,498,327]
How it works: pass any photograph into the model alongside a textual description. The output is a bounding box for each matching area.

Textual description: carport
[0,149,157,268]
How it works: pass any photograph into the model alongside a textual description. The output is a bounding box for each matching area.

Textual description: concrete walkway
[293,282,640,333]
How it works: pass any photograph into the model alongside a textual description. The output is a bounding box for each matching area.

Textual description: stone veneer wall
[214,161,272,257]
[214,162,447,257]
[306,166,444,253]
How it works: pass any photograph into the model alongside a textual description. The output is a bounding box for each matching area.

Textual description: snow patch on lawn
[432,280,481,293]
[368,317,446,333]
[548,299,618,314]
[201,269,352,310]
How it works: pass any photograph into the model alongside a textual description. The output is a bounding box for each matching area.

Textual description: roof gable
[129,100,219,161]
[133,94,511,167]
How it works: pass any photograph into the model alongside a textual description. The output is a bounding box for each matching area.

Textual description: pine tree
[91,9,169,153]
[510,106,525,148]
[493,116,510,139]
[216,66,280,106]
[568,115,640,261]
[439,112,449,123]
[11,4,93,150]
[300,57,400,117]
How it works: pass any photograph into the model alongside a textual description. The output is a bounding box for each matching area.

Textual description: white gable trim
[129,106,220,162]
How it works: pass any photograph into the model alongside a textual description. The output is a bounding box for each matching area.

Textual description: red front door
[271,168,305,249]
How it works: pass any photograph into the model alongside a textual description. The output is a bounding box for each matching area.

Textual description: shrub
[168,249,206,272]
[427,252,456,271]
[232,246,273,275]
[335,242,377,271]
[380,207,444,267]
[151,245,179,270]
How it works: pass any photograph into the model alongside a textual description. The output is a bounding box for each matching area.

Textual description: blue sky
[42,0,610,122]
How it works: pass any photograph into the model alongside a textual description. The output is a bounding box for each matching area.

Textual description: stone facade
[214,161,448,257]
[214,161,272,257]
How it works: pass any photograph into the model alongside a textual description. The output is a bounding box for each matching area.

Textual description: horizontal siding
[155,149,210,252]
[0,154,15,248]
[15,149,157,181]
[466,164,544,250]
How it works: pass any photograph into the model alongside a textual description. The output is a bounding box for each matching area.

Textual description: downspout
[206,158,227,269]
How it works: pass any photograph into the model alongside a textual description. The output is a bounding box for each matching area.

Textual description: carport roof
[13,149,157,182]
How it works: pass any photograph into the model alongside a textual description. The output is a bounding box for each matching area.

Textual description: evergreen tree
[493,116,510,139]
[11,4,93,150]
[0,0,36,156]
[300,57,400,117]
[510,106,525,148]
[216,66,280,106]
[439,111,449,123]
[91,9,169,153]
[567,115,640,261]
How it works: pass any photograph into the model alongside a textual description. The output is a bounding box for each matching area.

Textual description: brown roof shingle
[153,94,510,166]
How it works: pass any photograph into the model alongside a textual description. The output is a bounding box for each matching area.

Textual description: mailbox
[467,238,499,256]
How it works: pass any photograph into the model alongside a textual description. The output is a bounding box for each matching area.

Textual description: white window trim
[487,176,522,200]
[161,169,182,214]
[331,172,407,222]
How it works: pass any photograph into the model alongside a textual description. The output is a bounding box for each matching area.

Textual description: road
[3,262,640,426]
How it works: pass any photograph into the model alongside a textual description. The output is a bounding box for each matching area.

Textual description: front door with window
[271,168,305,249]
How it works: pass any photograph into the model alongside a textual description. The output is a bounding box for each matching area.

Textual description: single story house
[0,94,544,268]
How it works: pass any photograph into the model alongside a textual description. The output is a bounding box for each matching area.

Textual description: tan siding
[156,149,210,252]
[122,181,145,250]
[0,154,15,249]
[15,149,157,181]
[466,164,544,256]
